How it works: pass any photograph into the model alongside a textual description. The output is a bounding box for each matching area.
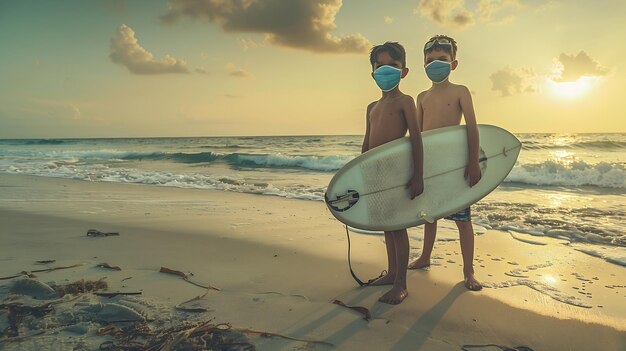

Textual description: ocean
[0,133,624,255]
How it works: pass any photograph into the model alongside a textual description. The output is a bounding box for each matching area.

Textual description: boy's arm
[361,102,375,154]
[402,96,424,199]
[416,92,426,132]
[459,86,481,187]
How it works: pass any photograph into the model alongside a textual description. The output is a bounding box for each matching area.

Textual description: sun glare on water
[548,77,594,99]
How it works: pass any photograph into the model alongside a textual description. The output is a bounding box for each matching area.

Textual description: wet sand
[0,173,624,350]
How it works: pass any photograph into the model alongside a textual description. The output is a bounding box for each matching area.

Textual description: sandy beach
[0,173,624,350]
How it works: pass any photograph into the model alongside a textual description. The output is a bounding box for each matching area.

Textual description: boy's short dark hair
[424,35,457,60]
[369,42,406,69]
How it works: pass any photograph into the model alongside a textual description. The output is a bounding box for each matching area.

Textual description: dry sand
[0,173,624,350]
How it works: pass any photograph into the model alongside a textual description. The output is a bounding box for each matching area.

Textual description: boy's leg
[457,221,482,291]
[379,229,409,304]
[369,231,397,286]
[408,221,437,269]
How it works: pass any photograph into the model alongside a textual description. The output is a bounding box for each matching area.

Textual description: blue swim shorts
[444,207,471,222]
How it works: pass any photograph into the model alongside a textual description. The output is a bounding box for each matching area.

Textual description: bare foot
[378,286,408,305]
[464,272,482,291]
[368,272,395,286]
[408,256,430,270]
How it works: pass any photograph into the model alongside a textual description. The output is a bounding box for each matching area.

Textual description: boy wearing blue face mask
[407,35,483,291]
[362,42,424,304]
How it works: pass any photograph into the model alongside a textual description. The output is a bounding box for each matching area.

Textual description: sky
[1,0,625,138]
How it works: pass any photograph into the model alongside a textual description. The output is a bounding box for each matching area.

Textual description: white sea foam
[505,160,625,189]
[570,244,626,267]
[233,153,353,172]
[0,163,324,201]
[484,279,592,308]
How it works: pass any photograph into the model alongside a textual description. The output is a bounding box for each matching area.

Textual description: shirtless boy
[408,35,483,291]
[362,42,424,304]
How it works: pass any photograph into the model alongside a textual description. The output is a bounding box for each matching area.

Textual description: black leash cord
[346,224,367,287]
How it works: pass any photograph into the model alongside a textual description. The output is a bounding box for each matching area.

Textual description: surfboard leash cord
[345,224,386,287]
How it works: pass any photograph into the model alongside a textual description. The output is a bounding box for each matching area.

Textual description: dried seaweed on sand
[97,263,122,271]
[175,290,211,313]
[332,299,372,321]
[52,278,108,297]
[99,320,255,351]
[98,320,333,351]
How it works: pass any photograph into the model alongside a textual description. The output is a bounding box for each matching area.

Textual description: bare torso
[419,83,465,132]
[367,94,411,149]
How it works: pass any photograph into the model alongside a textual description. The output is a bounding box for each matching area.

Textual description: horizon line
[1,131,625,140]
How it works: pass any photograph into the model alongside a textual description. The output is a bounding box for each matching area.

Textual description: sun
[547,76,594,99]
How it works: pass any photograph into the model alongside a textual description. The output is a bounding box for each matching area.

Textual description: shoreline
[1,173,625,350]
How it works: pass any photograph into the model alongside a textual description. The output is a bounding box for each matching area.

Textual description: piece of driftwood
[87,229,120,237]
[0,264,83,280]
[159,267,220,291]
[94,292,142,298]
[462,344,534,351]
[35,260,56,264]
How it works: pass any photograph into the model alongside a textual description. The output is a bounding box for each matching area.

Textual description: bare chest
[421,93,462,129]
[421,94,461,114]
[369,102,405,127]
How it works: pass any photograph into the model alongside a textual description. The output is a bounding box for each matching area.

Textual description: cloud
[161,0,371,54]
[415,0,525,29]
[553,51,609,82]
[489,66,537,97]
[27,98,82,120]
[109,24,189,75]
[195,67,210,74]
[237,37,264,51]
[384,16,394,24]
[415,0,475,28]
[225,63,251,78]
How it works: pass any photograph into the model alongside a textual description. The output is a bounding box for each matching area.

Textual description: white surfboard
[325,125,521,231]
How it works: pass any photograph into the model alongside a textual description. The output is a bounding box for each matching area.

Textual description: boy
[407,35,482,291]
[363,42,424,304]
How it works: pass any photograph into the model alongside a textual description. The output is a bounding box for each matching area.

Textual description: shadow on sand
[390,282,466,351]
[284,280,466,350]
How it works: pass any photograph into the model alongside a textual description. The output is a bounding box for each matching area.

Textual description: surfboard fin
[419,211,435,223]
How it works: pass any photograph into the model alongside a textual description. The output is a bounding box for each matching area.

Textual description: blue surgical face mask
[425,60,452,83]
[373,65,403,92]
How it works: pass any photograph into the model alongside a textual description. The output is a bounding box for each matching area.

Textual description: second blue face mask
[425,60,452,83]
[373,65,403,92]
